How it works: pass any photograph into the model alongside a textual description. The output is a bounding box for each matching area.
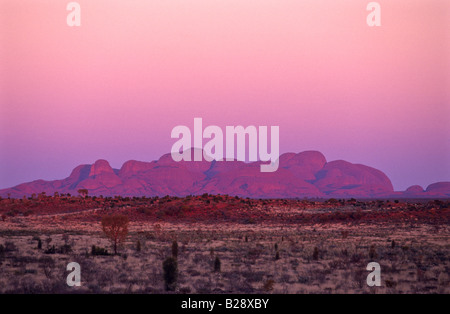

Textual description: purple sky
[0,0,449,191]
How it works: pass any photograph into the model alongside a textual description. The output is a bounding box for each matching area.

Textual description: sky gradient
[0,0,449,191]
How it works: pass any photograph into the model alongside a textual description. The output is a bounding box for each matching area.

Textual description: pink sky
[0,0,449,190]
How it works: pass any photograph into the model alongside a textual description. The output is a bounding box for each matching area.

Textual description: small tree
[101,214,129,255]
[163,257,178,291]
[77,189,89,198]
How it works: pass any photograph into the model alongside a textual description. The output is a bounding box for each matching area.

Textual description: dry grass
[0,220,448,294]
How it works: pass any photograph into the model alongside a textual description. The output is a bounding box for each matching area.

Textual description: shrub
[263,279,275,292]
[275,251,280,260]
[313,247,319,261]
[59,244,72,254]
[172,240,178,258]
[350,253,362,263]
[39,256,55,279]
[23,210,33,217]
[214,256,221,272]
[62,234,70,244]
[44,245,56,254]
[385,279,397,288]
[5,241,17,252]
[136,240,141,252]
[369,245,377,259]
[163,257,178,291]
[91,245,109,256]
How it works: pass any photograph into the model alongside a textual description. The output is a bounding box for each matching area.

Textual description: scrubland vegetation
[0,195,448,293]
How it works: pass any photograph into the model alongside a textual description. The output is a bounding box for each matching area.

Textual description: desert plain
[0,194,448,294]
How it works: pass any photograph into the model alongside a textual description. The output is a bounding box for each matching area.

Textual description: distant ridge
[1,149,449,199]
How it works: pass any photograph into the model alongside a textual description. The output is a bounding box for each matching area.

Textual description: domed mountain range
[1,150,448,199]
